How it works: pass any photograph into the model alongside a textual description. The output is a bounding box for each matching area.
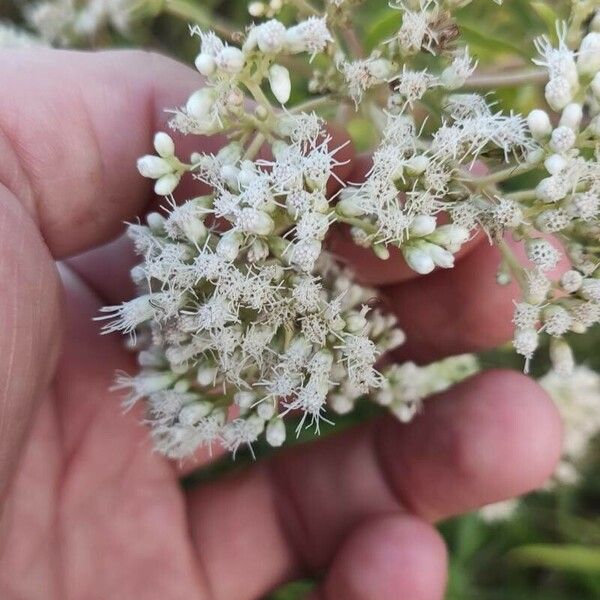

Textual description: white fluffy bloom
[285,17,333,58]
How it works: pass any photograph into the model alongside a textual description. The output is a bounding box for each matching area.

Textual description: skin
[0,49,563,600]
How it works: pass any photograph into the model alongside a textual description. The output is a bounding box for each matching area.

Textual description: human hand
[0,49,561,600]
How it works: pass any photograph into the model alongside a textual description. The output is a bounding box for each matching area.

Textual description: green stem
[467,161,539,187]
[164,0,236,39]
[498,238,527,290]
[244,133,266,160]
[505,189,538,202]
[287,0,320,16]
[290,95,339,114]
[337,214,378,234]
[466,68,547,89]
[244,79,274,113]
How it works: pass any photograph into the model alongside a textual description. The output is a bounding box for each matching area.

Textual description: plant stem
[467,161,539,187]
[287,0,320,17]
[244,79,274,113]
[498,238,527,290]
[164,0,236,40]
[290,95,339,114]
[244,133,266,160]
[466,68,547,89]
[506,189,538,202]
[336,214,378,234]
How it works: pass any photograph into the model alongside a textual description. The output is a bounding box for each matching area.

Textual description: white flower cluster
[94,0,600,456]
[105,118,407,457]
[540,366,600,485]
[505,25,600,372]
[25,0,134,44]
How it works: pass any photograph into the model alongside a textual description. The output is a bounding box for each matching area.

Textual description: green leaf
[508,544,600,573]
[530,2,560,37]
[459,23,531,61]
[364,10,402,52]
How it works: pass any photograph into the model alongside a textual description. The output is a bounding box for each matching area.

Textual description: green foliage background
[1,0,599,597]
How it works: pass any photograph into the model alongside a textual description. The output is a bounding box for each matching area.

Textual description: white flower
[250,19,287,53]
[549,126,576,153]
[577,31,600,75]
[513,327,539,360]
[394,67,438,109]
[285,17,332,57]
[440,47,476,90]
[526,238,562,271]
[534,23,578,86]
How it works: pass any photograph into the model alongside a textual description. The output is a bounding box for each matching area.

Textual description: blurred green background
[1,0,599,597]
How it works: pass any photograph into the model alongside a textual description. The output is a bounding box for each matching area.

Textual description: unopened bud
[268,64,291,104]
[154,132,175,158]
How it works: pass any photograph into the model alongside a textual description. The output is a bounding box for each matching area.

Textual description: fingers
[185,370,561,600]
[0,49,209,258]
[313,515,447,600]
[0,187,62,505]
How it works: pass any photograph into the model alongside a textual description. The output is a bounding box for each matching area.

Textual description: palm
[0,49,561,600]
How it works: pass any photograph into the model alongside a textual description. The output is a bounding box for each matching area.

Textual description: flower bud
[560,269,583,293]
[197,365,218,386]
[403,245,435,274]
[581,279,600,302]
[577,32,600,75]
[182,217,207,245]
[238,207,275,236]
[535,176,567,203]
[248,1,265,17]
[345,311,367,333]
[179,402,212,425]
[427,224,469,252]
[234,391,256,409]
[405,154,429,175]
[248,238,270,262]
[217,230,243,261]
[215,46,245,74]
[154,132,175,158]
[154,173,181,196]
[549,337,574,376]
[527,109,552,140]
[545,77,573,111]
[257,401,276,420]
[559,103,583,131]
[423,242,455,269]
[368,58,394,80]
[409,214,436,237]
[219,164,240,188]
[513,327,539,360]
[256,19,286,53]
[137,155,172,179]
[268,64,291,104]
[329,394,355,414]
[550,126,576,153]
[544,153,567,175]
[195,53,216,76]
[266,418,286,447]
[373,244,390,260]
[186,88,215,120]
[336,196,364,217]
[592,72,600,99]
[391,400,419,423]
[216,141,243,166]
